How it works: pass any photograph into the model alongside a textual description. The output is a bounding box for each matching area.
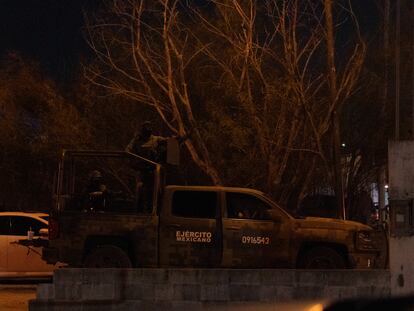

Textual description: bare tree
[85,0,221,184]
[189,0,365,206]
[85,0,366,209]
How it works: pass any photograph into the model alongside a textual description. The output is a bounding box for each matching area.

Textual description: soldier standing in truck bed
[126,121,189,186]
[125,121,167,162]
[125,121,166,213]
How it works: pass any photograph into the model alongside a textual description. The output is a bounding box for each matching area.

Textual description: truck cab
[43,150,385,269]
[157,185,293,268]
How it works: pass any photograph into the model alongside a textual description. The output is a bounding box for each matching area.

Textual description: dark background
[0,0,380,82]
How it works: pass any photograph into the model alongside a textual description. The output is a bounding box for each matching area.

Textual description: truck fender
[83,235,132,261]
[295,241,349,268]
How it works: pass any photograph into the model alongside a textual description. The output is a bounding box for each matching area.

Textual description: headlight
[357,231,372,243]
[355,230,377,251]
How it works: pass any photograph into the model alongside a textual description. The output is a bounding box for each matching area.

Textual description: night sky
[0,0,380,82]
[0,0,96,81]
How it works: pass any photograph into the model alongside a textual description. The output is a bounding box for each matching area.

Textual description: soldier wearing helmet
[85,170,110,211]
[126,121,167,162]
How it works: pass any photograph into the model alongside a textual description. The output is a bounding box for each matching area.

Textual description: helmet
[141,121,152,137]
[89,170,102,180]
[141,121,152,131]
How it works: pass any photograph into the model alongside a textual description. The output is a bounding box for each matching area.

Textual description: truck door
[221,192,290,268]
[159,189,221,267]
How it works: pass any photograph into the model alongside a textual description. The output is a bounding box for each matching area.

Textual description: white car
[0,212,57,277]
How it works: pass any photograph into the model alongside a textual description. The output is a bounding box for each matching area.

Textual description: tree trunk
[184,139,222,185]
[324,0,345,220]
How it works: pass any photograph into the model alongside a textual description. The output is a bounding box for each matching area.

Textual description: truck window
[226,192,271,220]
[171,191,216,219]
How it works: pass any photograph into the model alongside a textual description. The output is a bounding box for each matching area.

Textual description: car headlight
[358,231,372,243]
[355,230,377,251]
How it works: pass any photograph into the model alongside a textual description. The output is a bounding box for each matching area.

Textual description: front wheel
[298,247,346,269]
[83,245,132,268]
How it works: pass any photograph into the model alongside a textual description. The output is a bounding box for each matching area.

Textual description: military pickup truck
[42,150,385,269]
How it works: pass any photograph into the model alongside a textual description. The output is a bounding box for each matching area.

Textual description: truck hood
[294,216,373,231]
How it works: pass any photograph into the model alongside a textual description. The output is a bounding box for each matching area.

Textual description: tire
[298,246,346,269]
[83,245,132,268]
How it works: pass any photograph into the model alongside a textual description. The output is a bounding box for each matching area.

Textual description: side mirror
[39,228,49,238]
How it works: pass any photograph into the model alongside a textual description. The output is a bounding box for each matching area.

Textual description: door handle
[167,224,181,229]
[227,226,240,231]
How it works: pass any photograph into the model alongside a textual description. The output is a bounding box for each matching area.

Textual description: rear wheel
[298,246,346,269]
[83,245,132,268]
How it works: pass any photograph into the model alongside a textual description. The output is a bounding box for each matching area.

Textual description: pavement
[0,285,36,311]
[0,279,50,311]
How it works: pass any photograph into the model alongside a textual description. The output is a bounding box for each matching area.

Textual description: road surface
[0,285,37,311]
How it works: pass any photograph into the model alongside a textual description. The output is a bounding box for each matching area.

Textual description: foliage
[0,53,92,209]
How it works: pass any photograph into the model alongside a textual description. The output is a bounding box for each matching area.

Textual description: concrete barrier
[30,268,390,311]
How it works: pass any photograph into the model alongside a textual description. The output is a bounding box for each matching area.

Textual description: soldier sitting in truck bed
[84,170,111,211]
